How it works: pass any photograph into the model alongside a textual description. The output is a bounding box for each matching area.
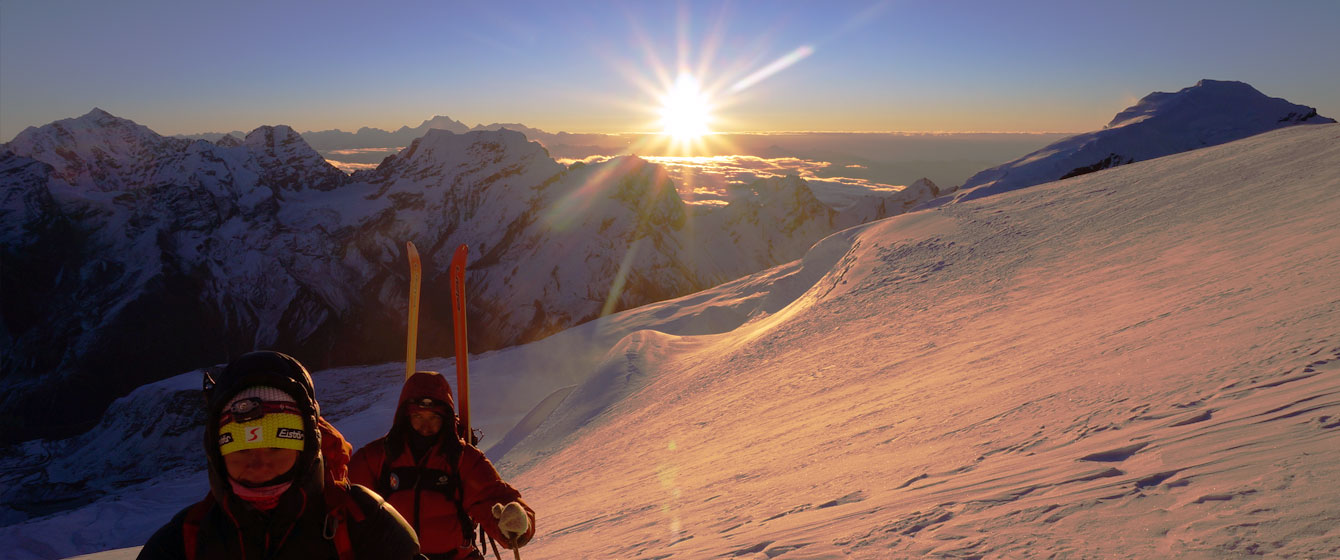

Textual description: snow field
[506,124,1340,558]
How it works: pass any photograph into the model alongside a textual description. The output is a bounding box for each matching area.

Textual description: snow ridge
[952,79,1334,202]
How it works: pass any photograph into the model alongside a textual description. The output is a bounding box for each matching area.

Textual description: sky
[2,0,1339,140]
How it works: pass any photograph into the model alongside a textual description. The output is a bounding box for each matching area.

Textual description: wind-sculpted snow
[952,79,1335,202]
[504,123,1340,558]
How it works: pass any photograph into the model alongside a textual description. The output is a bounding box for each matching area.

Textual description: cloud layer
[561,154,908,206]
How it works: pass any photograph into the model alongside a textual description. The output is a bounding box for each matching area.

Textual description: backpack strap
[377,438,397,496]
[448,439,479,548]
[181,494,215,560]
[322,513,354,560]
[322,481,364,560]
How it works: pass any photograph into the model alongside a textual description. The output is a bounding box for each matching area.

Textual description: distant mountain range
[180,119,1073,189]
[0,110,936,444]
[180,115,558,152]
[1,79,1330,446]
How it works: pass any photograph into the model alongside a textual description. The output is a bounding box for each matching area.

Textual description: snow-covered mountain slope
[505,122,1340,558]
[11,122,1339,560]
[1,109,367,444]
[830,177,943,227]
[0,110,905,447]
[241,125,348,192]
[952,79,1334,202]
[5,109,192,193]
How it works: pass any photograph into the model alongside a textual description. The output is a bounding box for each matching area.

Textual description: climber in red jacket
[349,371,534,560]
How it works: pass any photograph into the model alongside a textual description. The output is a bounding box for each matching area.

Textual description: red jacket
[349,372,535,558]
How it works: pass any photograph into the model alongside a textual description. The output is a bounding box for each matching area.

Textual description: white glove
[492,501,530,546]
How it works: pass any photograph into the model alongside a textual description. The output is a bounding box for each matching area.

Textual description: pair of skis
[405,242,472,440]
[406,242,521,560]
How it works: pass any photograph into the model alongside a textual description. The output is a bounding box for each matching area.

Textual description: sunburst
[660,74,713,141]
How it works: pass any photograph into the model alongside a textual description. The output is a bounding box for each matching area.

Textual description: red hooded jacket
[348,372,535,559]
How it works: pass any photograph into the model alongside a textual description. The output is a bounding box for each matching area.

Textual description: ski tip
[451,243,469,269]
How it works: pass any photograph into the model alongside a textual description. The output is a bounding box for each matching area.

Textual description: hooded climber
[138,351,420,559]
[349,371,535,560]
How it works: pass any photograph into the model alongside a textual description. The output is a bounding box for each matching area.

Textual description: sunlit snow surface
[15,124,1340,558]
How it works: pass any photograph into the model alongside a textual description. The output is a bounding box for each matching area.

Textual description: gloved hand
[491,501,531,547]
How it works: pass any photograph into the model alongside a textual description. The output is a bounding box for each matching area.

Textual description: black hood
[202,351,325,505]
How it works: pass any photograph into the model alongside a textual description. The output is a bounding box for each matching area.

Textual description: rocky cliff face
[2,111,903,444]
[1,110,368,442]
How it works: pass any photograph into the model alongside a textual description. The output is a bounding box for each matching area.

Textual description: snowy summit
[952,79,1334,202]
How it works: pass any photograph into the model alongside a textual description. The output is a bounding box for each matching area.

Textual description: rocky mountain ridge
[1,110,932,444]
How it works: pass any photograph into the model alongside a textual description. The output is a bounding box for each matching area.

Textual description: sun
[660,74,713,140]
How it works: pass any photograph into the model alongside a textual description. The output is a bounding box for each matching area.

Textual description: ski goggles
[220,397,302,425]
[218,399,306,455]
[408,397,451,417]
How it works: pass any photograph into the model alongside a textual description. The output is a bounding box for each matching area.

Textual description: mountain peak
[360,127,559,188]
[417,115,469,132]
[406,127,543,161]
[3,110,182,191]
[243,124,302,144]
[67,107,139,131]
[909,177,940,197]
[243,124,324,161]
[242,124,346,191]
[954,80,1334,202]
[215,134,243,148]
[1191,78,1259,92]
[1105,79,1329,130]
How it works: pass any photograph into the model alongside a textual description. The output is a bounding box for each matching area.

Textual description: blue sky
[2,0,1338,139]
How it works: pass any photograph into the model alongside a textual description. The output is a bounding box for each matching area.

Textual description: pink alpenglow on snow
[502,123,1340,558]
[9,125,1340,559]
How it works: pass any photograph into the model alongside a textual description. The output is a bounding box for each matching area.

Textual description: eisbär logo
[218,433,234,446]
[277,428,304,441]
[246,426,263,442]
